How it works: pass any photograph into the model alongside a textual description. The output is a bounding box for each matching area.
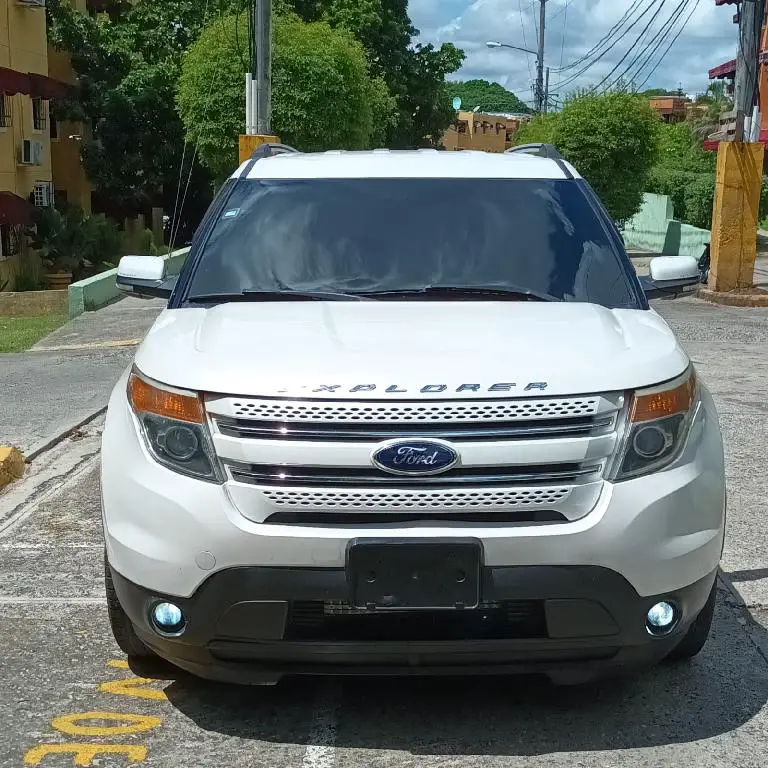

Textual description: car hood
[133,301,689,399]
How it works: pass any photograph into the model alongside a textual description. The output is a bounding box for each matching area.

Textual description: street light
[486,40,537,56]
[486,40,544,113]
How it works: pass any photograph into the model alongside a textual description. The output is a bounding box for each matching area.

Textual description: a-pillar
[708,141,765,291]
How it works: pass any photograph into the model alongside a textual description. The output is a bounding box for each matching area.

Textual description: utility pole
[707,0,766,295]
[252,0,272,135]
[543,67,550,114]
[536,0,546,113]
[240,0,278,163]
[733,0,765,140]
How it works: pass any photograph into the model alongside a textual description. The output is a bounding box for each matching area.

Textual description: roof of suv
[231,148,581,181]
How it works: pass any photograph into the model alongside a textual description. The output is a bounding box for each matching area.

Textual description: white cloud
[409,0,738,105]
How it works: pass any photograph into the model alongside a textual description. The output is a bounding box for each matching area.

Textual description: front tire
[666,581,717,662]
[105,555,156,659]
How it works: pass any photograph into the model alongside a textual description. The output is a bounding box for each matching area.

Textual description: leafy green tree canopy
[289,0,465,146]
[45,0,242,210]
[177,13,396,180]
[447,79,531,114]
[516,91,660,222]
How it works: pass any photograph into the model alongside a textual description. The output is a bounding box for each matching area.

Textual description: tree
[177,13,397,180]
[514,113,559,145]
[691,81,733,140]
[45,0,235,213]
[552,91,660,222]
[646,122,716,229]
[289,0,465,147]
[447,79,531,114]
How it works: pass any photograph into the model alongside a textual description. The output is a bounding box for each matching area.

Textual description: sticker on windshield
[222,208,241,220]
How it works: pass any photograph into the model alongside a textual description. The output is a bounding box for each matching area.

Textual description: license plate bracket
[346,539,483,610]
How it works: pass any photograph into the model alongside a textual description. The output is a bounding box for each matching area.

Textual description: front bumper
[102,378,726,600]
[110,563,717,685]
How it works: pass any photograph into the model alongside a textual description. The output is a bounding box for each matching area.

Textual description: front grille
[209,393,622,524]
[229,462,600,488]
[285,600,547,641]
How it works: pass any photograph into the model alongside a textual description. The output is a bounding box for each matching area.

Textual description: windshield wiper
[355,285,561,302]
[187,289,368,304]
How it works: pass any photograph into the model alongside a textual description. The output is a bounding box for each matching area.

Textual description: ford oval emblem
[372,440,460,476]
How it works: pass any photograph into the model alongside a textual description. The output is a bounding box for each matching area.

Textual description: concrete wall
[622,193,710,258]
[68,247,191,318]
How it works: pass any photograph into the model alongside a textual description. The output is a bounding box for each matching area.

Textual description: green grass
[0,314,68,353]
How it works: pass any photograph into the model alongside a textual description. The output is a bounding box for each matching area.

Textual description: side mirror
[641,255,700,300]
[116,256,174,300]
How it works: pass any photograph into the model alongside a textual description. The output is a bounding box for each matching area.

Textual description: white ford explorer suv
[103,144,725,686]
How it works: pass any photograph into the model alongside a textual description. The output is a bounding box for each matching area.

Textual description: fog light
[646,601,678,636]
[150,602,185,635]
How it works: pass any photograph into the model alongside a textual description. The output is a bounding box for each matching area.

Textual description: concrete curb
[0,446,25,489]
[68,247,191,319]
[699,287,768,307]
[24,406,108,463]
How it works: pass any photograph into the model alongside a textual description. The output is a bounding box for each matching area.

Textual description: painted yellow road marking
[51,711,162,736]
[99,676,168,700]
[107,659,130,669]
[24,743,148,766]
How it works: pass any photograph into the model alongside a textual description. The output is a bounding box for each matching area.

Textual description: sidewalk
[0,297,165,457]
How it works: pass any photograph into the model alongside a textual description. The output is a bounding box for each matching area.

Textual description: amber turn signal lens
[631,371,696,423]
[128,372,204,424]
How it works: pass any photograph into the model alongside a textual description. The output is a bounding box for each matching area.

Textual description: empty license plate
[347,540,482,610]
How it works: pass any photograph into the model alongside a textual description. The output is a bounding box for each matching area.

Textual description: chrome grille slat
[228,462,601,488]
[215,415,615,442]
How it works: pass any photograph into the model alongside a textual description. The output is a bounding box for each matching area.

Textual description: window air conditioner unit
[16,0,47,7]
[20,139,44,166]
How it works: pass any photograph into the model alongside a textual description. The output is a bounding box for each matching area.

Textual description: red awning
[0,67,31,96]
[27,73,72,100]
[0,191,35,227]
[709,59,736,79]
[714,0,737,5]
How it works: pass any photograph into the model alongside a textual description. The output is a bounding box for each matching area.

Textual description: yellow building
[0,0,52,287]
[0,0,92,290]
[442,111,528,153]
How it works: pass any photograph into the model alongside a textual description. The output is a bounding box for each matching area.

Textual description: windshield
[185,178,641,309]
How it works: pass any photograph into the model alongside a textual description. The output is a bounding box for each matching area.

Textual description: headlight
[127,369,223,483]
[608,368,698,481]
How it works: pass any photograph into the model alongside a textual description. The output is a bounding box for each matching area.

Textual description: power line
[636,0,701,90]
[551,0,663,91]
[623,0,692,88]
[587,0,670,93]
[518,0,535,84]
[554,0,646,73]
[597,0,689,92]
[559,0,569,70]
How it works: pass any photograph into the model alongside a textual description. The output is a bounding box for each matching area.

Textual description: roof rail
[250,143,301,160]
[505,143,564,160]
[505,143,573,179]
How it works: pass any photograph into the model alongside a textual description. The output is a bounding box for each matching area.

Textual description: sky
[409,0,738,108]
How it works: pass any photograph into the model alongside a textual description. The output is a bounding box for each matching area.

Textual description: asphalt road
[1,296,768,767]
[0,298,163,456]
